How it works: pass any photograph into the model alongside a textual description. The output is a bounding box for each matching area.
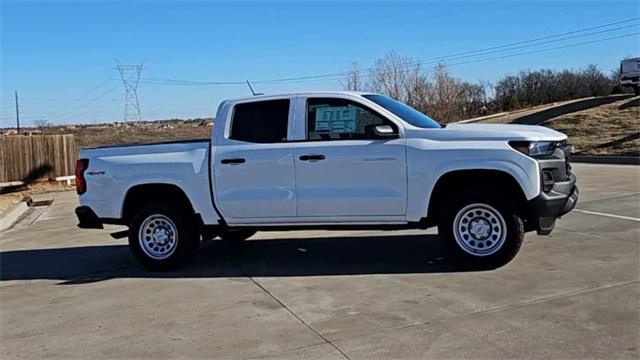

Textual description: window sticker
[315,106,357,134]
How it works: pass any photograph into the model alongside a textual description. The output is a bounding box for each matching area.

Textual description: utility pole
[14,90,20,134]
[115,61,144,128]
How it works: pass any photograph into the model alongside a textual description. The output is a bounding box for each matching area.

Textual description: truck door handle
[220,158,246,165]
[299,154,325,161]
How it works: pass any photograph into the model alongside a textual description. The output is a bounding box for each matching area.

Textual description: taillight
[75,159,89,195]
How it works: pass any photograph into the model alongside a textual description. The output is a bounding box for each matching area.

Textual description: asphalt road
[1,163,638,359]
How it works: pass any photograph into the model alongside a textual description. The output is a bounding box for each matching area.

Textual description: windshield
[363,94,442,129]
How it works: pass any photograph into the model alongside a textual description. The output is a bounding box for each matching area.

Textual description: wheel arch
[121,183,196,224]
[426,169,529,223]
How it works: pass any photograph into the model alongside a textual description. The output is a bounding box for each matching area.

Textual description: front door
[213,99,296,220]
[294,97,407,218]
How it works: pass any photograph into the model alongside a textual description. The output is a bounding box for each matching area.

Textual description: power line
[255,23,640,84]
[10,16,638,124]
[57,96,120,123]
[139,17,639,86]
[42,77,114,119]
[290,17,640,82]
[28,73,139,123]
[140,32,640,87]
[49,66,143,124]
[240,32,640,85]
[438,32,640,71]
[315,32,640,84]
[141,78,244,86]
[44,82,122,121]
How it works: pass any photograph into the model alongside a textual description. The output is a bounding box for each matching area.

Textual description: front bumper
[528,175,578,235]
[620,75,639,86]
[526,144,579,235]
[75,206,104,229]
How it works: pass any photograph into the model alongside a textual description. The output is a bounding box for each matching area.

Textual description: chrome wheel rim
[138,214,178,260]
[453,203,506,256]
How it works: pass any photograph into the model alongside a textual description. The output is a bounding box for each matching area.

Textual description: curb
[0,201,29,232]
[455,112,508,124]
[570,156,640,166]
[513,94,633,125]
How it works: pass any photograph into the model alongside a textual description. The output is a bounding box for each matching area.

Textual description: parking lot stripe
[574,209,640,222]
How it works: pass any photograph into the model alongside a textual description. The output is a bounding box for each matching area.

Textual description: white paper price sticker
[315,106,356,134]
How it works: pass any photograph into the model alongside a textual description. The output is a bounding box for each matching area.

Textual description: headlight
[529,141,556,156]
[510,141,557,157]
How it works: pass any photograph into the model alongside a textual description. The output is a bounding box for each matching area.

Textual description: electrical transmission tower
[115,62,143,126]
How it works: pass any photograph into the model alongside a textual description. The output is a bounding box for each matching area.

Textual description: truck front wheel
[438,188,524,269]
[128,203,199,271]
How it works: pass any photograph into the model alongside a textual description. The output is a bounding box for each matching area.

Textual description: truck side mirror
[369,125,398,138]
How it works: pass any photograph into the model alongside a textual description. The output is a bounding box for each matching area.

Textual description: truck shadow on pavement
[0,234,472,284]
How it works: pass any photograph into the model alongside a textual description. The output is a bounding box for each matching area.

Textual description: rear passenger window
[230,99,290,143]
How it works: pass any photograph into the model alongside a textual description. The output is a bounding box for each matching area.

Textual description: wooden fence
[0,135,77,183]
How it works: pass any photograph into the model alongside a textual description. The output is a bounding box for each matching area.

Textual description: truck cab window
[230,99,289,143]
[306,98,396,141]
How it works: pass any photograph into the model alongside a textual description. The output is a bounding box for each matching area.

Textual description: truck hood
[410,123,567,142]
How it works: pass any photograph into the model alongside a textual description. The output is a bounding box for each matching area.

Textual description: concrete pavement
[1,163,638,359]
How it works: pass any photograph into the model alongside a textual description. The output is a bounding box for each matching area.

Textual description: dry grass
[41,119,213,148]
[0,182,73,216]
[542,97,639,156]
[27,181,75,194]
[0,192,26,215]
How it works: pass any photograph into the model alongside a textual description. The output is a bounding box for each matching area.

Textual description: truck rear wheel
[219,228,256,243]
[128,203,199,271]
[438,188,524,269]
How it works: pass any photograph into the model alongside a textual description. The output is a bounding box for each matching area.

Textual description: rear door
[212,99,296,221]
[293,96,407,219]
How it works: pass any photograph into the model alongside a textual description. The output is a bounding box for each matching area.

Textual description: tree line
[343,51,632,123]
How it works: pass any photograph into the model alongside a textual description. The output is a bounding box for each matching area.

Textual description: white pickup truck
[75,91,578,270]
[620,57,640,95]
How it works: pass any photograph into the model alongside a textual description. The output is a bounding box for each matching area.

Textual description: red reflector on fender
[75,159,89,194]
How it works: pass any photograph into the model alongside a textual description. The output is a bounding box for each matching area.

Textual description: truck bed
[78,139,219,224]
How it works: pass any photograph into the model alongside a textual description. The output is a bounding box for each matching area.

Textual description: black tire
[634,86,640,96]
[219,228,256,243]
[437,187,524,270]
[128,203,200,271]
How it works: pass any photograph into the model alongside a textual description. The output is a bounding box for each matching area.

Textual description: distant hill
[542,96,639,157]
[11,118,214,149]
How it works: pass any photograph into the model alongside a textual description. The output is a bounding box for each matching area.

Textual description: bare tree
[342,62,362,91]
[582,64,611,97]
[342,52,623,123]
[33,119,52,129]
[343,52,494,122]
[478,79,494,105]
[494,65,617,111]
[366,51,419,103]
